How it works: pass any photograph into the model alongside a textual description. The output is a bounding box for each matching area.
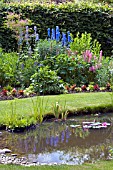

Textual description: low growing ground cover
[0,160,113,170]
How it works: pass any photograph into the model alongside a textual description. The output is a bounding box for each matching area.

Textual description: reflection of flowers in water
[61,130,65,143]
[33,143,36,153]
[46,135,60,147]
[45,125,90,147]
[46,137,49,145]
[66,128,70,143]
[50,136,54,146]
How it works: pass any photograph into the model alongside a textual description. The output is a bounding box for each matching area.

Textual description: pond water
[1,113,113,165]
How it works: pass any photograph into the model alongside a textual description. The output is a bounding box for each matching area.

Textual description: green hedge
[0,2,113,56]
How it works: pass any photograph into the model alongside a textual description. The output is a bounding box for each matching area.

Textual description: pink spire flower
[99,50,102,63]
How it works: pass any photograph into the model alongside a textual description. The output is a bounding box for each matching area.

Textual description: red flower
[2,89,8,96]
[81,85,87,91]
[11,88,17,96]
[18,90,24,96]
[94,84,99,91]
[65,85,70,92]
[70,84,76,91]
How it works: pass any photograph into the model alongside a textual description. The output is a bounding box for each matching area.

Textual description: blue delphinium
[67,31,71,43]
[47,28,51,38]
[51,28,55,40]
[56,26,60,42]
[62,32,67,46]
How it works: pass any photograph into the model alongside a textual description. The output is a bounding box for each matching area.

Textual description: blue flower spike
[47,28,51,38]
[51,28,55,40]
[56,26,60,42]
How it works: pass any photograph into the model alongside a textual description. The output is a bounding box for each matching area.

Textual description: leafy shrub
[16,55,37,87]
[34,39,65,60]
[0,48,18,87]
[95,57,112,86]
[70,32,101,56]
[30,66,64,95]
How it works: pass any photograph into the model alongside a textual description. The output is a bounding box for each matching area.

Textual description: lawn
[0,92,112,115]
[0,92,112,130]
[0,161,113,170]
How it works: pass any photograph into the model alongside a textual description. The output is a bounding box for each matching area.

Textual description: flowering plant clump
[2,89,8,96]
[106,83,111,91]
[11,88,17,96]
[81,85,87,91]
[83,49,103,72]
[18,90,24,96]
[93,84,100,91]
[65,84,76,92]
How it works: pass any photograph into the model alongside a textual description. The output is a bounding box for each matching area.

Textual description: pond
[0,113,113,165]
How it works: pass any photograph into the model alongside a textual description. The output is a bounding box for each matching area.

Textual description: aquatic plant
[51,100,68,120]
[31,96,49,123]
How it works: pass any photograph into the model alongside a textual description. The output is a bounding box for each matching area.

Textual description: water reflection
[1,115,113,164]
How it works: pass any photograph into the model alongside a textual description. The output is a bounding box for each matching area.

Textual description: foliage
[16,54,37,87]
[51,100,68,119]
[31,96,48,123]
[30,66,64,95]
[0,48,18,87]
[52,54,77,85]
[95,57,112,86]
[0,2,113,55]
[34,39,65,61]
[70,32,101,56]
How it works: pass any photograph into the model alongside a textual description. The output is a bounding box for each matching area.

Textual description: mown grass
[0,92,112,115]
[0,92,112,129]
[0,160,113,170]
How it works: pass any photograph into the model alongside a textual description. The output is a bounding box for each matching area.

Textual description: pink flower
[102,122,107,127]
[94,55,97,60]
[88,52,92,63]
[99,50,102,63]
[89,66,96,72]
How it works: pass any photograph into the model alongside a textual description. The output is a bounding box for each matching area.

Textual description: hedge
[0,2,113,56]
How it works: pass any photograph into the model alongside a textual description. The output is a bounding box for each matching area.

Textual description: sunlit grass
[0,92,112,116]
[0,92,112,129]
[0,160,113,170]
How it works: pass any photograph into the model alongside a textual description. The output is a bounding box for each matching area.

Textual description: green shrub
[70,32,101,56]
[16,55,37,87]
[34,39,65,60]
[30,66,64,95]
[95,57,111,86]
[0,48,18,87]
[0,2,113,55]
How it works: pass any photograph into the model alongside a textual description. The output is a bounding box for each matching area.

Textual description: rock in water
[0,148,12,154]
